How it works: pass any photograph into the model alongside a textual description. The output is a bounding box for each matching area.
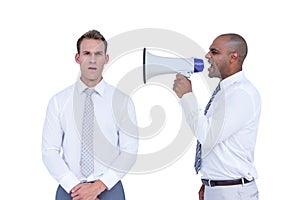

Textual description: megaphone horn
[143,48,204,84]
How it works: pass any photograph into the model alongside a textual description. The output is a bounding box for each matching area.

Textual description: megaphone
[143,48,204,84]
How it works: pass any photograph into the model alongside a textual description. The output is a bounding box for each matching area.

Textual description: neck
[221,66,242,80]
[81,77,103,88]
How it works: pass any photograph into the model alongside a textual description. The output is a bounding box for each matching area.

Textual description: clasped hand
[71,180,106,200]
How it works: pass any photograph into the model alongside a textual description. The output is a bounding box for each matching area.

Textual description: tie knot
[84,88,94,96]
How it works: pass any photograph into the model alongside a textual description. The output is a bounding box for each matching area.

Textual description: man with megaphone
[173,33,261,200]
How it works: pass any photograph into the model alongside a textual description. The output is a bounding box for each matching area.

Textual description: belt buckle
[202,179,215,187]
[208,179,216,187]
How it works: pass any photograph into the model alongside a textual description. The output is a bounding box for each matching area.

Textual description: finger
[71,183,82,193]
[172,84,177,92]
[176,73,185,79]
[71,185,83,198]
[71,191,78,198]
[72,194,80,200]
[173,82,179,91]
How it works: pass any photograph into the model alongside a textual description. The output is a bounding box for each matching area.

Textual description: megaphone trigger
[177,71,192,78]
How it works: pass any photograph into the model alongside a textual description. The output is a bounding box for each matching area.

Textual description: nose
[205,52,210,59]
[90,53,96,63]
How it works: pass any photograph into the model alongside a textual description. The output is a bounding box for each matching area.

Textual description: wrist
[94,180,107,193]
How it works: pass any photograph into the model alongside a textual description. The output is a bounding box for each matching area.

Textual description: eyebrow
[209,48,220,53]
[81,50,104,54]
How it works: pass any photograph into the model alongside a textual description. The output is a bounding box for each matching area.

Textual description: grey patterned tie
[80,88,95,178]
[194,82,221,174]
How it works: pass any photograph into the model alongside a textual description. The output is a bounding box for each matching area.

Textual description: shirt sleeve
[180,92,208,144]
[41,96,80,192]
[100,97,139,190]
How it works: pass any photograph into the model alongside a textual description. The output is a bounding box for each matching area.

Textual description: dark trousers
[55,181,125,200]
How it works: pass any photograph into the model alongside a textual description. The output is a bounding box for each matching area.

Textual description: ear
[75,53,80,64]
[105,54,109,64]
[230,52,238,63]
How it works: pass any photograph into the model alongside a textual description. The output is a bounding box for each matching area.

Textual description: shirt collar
[220,71,245,90]
[76,78,106,96]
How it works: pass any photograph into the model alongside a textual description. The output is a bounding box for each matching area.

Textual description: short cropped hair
[219,33,248,64]
[76,30,108,54]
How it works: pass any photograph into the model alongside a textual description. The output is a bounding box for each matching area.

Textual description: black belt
[202,178,253,187]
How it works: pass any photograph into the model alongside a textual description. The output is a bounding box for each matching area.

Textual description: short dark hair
[76,30,108,54]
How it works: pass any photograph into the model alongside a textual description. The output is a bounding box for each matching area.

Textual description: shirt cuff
[59,172,81,193]
[99,170,120,190]
[180,92,200,115]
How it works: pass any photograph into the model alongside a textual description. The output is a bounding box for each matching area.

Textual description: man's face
[205,36,229,79]
[75,39,109,86]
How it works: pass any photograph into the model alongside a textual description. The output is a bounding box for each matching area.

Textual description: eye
[82,51,90,55]
[95,52,103,55]
[211,50,219,55]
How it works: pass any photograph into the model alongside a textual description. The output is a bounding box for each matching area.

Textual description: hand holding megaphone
[173,73,193,98]
[143,48,204,84]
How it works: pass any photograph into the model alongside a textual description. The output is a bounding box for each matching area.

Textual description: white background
[0,0,299,199]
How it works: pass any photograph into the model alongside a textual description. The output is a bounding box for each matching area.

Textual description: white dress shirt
[42,79,138,193]
[181,71,261,181]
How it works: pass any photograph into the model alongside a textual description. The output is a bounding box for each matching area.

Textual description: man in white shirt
[173,33,261,200]
[42,30,138,200]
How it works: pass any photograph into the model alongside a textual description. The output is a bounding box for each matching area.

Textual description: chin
[86,75,100,81]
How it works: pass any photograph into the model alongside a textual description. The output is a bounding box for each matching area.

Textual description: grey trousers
[55,181,125,200]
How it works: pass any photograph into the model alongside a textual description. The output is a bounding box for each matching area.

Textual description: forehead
[80,39,105,52]
[209,36,229,51]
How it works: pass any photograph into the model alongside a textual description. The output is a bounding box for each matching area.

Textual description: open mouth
[88,67,97,70]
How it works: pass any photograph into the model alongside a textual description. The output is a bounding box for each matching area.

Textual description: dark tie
[80,88,95,178]
[194,82,221,174]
